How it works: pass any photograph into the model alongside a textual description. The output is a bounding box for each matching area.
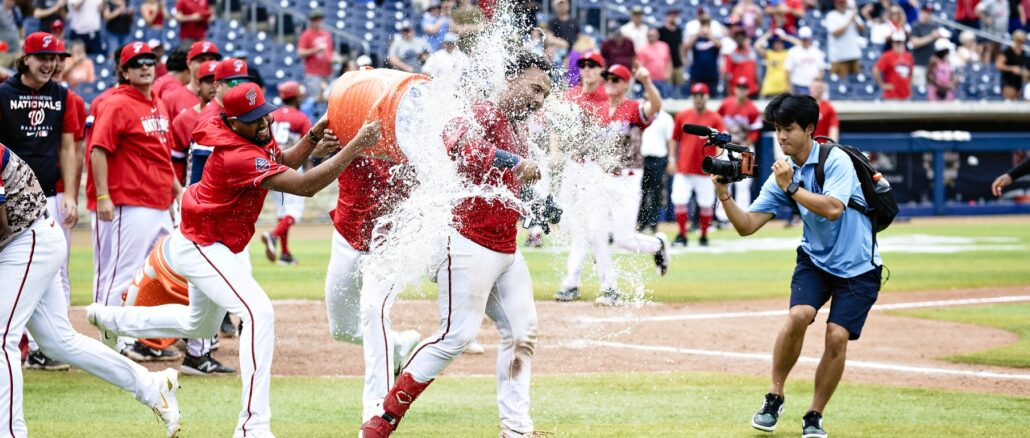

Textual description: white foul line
[578,295,1030,324]
[586,340,1030,381]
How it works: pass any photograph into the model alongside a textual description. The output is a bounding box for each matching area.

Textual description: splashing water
[360,1,655,335]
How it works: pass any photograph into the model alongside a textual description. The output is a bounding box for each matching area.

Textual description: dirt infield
[68,286,1030,397]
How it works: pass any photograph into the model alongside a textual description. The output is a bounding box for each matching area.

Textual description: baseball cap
[23,32,69,57]
[934,38,953,52]
[196,60,218,80]
[602,64,632,82]
[214,58,251,81]
[798,27,813,40]
[356,55,372,66]
[576,50,606,68]
[277,80,304,100]
[690,82,710,95]
[224,82,277,123]
[921,3,933,12]
[734,76,749,88]
[187,40,222,62]
[119,41,157,67]
[666,8,680,15]
[891,31,907,42]
[630,5,643,14]
[399,20,413,31]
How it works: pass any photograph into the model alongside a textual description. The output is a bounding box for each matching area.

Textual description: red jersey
[162,85,201,125]
[565,83,607,120]
[717,97,762,144]
[153,74,185,100]
[175,0,211,41]
[601,99,653,169]
[67,89,86,141]
[876,50,914,100]
[298,29,333,77]
[723,49,759,96]
[814,99,839,139]
[197,99,224,125]
[330,157,412,252]
[86,86,175,211]
[170,105,202,183]
[180,116,288,253]
[271,107,312,146]
[444,101,527,254]
[671,109,725,175]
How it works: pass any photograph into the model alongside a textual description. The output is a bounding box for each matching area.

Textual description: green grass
[893,303,1030,369]
[66,219,1030,305]
[23,371,1030,437]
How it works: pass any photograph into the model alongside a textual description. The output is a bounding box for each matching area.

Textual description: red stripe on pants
[3,230,35,436]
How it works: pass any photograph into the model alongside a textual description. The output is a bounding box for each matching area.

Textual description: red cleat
[360,415,395,438]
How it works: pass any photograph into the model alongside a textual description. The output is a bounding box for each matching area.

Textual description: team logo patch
[202,42,212,52]
[246,88,258,106]
[42,36,52,47]
[133,42,144,53]
[234,60,244,73]
[255,157,270,172]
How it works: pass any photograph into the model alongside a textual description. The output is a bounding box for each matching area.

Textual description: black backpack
[790,137,899,233]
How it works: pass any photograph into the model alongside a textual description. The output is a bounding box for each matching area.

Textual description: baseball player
[153,47,191,100]
[185,58,252,186]
[556,63,668,306]
[261,81,313,265]
[361,51,549,438]
[88,82,382,438]
[716,76,763,221]
[1,142,182,438]
[669,82,725,247]
[0,32,79,370]
[87,41,184,362]
[162,40,222,126]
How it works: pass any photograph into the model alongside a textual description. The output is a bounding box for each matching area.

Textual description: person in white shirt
[67,0,103,54]
[825,0,866,78]
[638,109,673,233]
[620,6,649,50]
[785,27,826,95]
[421,32,468,80]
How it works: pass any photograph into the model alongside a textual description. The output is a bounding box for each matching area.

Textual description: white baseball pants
[558,160,616,291]
[1,217,164,437]
[271,190,305,221]
[323,230,405,418]
[92,206,173,306]
[90,229,275,436]
[26,195,73,352]
[608,169,662,254]
[671,173,716,207]
[404,231,537,433]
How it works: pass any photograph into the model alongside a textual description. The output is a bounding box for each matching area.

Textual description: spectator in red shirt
[636,28,672,97]
[298,10,334,101]
[874,32,915,100]
[668,82,725,247]
[173,0,211,43]
[716,76,762,220]
[600,25,635,70]
[809,79,840,141]
[723,28,759,97]
[955,0,982,30]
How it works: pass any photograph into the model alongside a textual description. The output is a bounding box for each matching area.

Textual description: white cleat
[465,340,486,355]
[499,423,551,437]
[393,330,422,375]
[86,303,119,351]
[151,368,181,438]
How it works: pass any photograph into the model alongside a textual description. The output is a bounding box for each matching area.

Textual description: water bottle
[873,172,890,193]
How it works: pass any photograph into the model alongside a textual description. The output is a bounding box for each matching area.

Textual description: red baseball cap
[277,81,304,100]
[187,40,222,62]
[602,64,632,82]
[224,82,277,123]
[690,82,710,95]
[734,76,750,88]
[576,51,606,68]
[196,60,218,80]
[23,32,69,57]
[119,41,156,67]
[214,58,251,81]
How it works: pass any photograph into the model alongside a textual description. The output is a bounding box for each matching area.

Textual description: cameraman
[715,93,882,438]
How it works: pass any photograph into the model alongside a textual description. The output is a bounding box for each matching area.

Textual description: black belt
[42,209,50,220]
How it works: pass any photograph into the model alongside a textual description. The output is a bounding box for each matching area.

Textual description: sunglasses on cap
[225,77,251,87]
[605,76,625,83]
[126,57,157,69]
[577,60,601,69]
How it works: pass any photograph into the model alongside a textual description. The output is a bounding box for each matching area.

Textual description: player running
[261,81,313,265]
[88,83,382,438]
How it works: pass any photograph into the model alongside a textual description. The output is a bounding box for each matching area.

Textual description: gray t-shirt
[388,35,432,72]
[825,9,864,63]
[910,21,937,66]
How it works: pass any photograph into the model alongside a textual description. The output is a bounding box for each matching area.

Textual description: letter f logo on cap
[246,88,258,106]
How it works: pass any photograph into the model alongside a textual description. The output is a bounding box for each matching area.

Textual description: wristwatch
[785,182,800,198]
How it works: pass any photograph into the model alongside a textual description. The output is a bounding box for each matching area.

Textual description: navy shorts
[789,247,882,340]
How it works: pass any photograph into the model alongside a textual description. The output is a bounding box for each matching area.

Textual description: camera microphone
[681,123,716,137]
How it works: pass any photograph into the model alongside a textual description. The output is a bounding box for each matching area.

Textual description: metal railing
[931,15,1030,52]
[241,0,372,55]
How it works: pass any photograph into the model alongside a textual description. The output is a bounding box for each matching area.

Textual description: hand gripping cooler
[121,235,190,350]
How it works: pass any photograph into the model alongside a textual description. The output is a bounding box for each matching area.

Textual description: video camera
[682,123,756,183]
[521,188,563,234]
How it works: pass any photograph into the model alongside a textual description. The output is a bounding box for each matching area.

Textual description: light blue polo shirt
[750,141,882,278]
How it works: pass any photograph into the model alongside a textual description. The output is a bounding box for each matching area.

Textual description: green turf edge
[890,303,1030,368]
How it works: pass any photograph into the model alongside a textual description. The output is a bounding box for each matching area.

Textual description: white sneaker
[499,423,549,437]
[151,368,181,438]
[86,303,118,351]
[393,330,422,375]
[594,289,622,307]
[465,340,486,355]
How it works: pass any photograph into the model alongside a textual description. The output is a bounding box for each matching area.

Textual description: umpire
[713,93,882,438]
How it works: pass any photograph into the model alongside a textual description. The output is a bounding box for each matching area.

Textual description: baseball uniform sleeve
[89,103,125,153]
[671,112,683,142]
[223,148,290,188]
